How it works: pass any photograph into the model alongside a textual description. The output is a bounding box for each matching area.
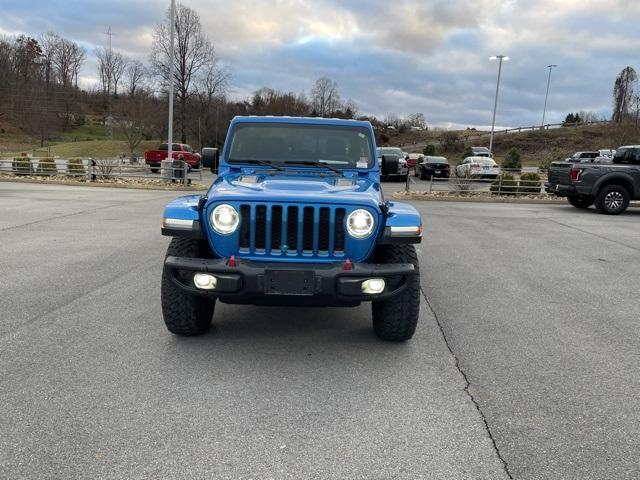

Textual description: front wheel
[371,244,420,341]
[567,196,593,209]
[161,238,216,336]
[595,185,630,215]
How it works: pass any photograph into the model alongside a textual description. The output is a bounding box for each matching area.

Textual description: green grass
[2,139,159,158]
[66,123,110,141]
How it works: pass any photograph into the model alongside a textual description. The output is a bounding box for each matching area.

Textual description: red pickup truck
[145,143,201,172]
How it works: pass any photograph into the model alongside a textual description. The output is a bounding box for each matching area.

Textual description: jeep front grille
[238,203,347,257]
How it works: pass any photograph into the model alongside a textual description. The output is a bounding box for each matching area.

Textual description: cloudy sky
[1,0,639,128]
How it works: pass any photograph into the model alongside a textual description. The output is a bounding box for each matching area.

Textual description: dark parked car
[415,156,450,179]
[546,145,640,214]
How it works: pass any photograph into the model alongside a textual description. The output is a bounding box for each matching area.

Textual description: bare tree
[407,113,427,129]
[311,77,340,117]
[39,32,59,88]
[117,93,155,158]
[96,46,113,96]
[51,37,84,87]
[125,59,146,96]
[151,2,225,143]
[612,66,637,123]
[110,51,126,96]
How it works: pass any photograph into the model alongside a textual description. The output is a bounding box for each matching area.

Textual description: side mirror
[202,147,219,173]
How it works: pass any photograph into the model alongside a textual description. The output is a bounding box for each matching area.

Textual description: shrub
[539,148,564,171]
[451,168,479,192]
[501,148,522,172]
[36,157,57,175]
[67,158,85,176]
[518,172,542,195]
[461,145,474,162]
[423,144,436,156]
[490,173,517,195]
[12,157,32,175]
[94,158,118,179]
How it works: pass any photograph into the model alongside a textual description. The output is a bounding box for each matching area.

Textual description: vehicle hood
[207,172,383,209]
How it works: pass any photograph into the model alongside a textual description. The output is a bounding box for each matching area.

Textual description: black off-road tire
[371,244,420,341]
[150,166,159,173]
[594,185,630,215]
[567,195,593,209]
[161,238,216,336]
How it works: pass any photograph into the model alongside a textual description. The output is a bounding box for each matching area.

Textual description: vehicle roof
[464,156,496,161]
[424,156,448,161]
[231,115,372,129]
[471,146,490,151]
[618,145,640,149]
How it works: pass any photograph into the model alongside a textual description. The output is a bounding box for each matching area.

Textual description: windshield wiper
[228,158,284,171]
[284,160,341,174]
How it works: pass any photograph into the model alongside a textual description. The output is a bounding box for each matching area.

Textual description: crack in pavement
[420,286,514,480]
[0,194,173,232]
[544,217,639,253]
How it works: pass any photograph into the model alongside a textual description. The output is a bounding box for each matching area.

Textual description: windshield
[158,143,182,151]
[228,123,373,169]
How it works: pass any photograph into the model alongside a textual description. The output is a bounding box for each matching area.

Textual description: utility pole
[167,0,176,166]
[488,55,508,156]
[541,64,558,128]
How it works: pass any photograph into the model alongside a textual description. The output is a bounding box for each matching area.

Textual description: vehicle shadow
[164,303,405,350]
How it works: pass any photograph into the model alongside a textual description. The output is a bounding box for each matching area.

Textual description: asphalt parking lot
[1,182,639,479]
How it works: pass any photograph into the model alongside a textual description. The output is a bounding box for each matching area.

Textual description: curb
[392,192,565,205]
[0,176,207,192]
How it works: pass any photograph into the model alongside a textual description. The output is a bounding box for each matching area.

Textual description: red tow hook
[228,255,237,267]
[343,258,353,271]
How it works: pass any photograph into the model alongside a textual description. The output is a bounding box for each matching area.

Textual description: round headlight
[346,209,375,239]
[210,204,239,235]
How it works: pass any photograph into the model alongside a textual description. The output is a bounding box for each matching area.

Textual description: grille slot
[318,208,330,251]
[271,206,283,251]
[286,206,299,252]
[302,207,314,251]
[255,205,267,250]
[236,204,349,258]
[239,205,251,249]
[334,208,346,252]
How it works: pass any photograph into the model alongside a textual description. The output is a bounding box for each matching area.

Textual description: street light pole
[488,55,508,156]
[541,64,558,128]
[166,0,176,165]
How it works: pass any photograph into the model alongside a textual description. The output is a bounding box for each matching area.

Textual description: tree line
[0,1,430,155]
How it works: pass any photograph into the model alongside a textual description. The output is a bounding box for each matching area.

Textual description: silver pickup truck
[546,145,640,214]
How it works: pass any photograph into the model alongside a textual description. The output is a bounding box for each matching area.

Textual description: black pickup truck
[546,145,640,214]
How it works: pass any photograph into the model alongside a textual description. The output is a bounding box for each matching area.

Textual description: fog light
[193,273,217,290]
[361,278,385,294]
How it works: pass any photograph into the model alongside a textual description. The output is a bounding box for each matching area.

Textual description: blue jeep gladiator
[160,116,422,341]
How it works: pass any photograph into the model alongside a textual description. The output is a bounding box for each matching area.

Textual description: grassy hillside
[388,123,640,167]
[1,139,159,158]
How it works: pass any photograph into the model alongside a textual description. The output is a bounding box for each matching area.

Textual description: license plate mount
[264,270,315,296]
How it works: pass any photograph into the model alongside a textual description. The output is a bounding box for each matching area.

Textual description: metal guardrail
[459,120,611,140]
[0,157,203,184]
[402,169,547,195]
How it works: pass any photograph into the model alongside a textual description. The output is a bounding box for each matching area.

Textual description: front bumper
[164,256,415,306]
